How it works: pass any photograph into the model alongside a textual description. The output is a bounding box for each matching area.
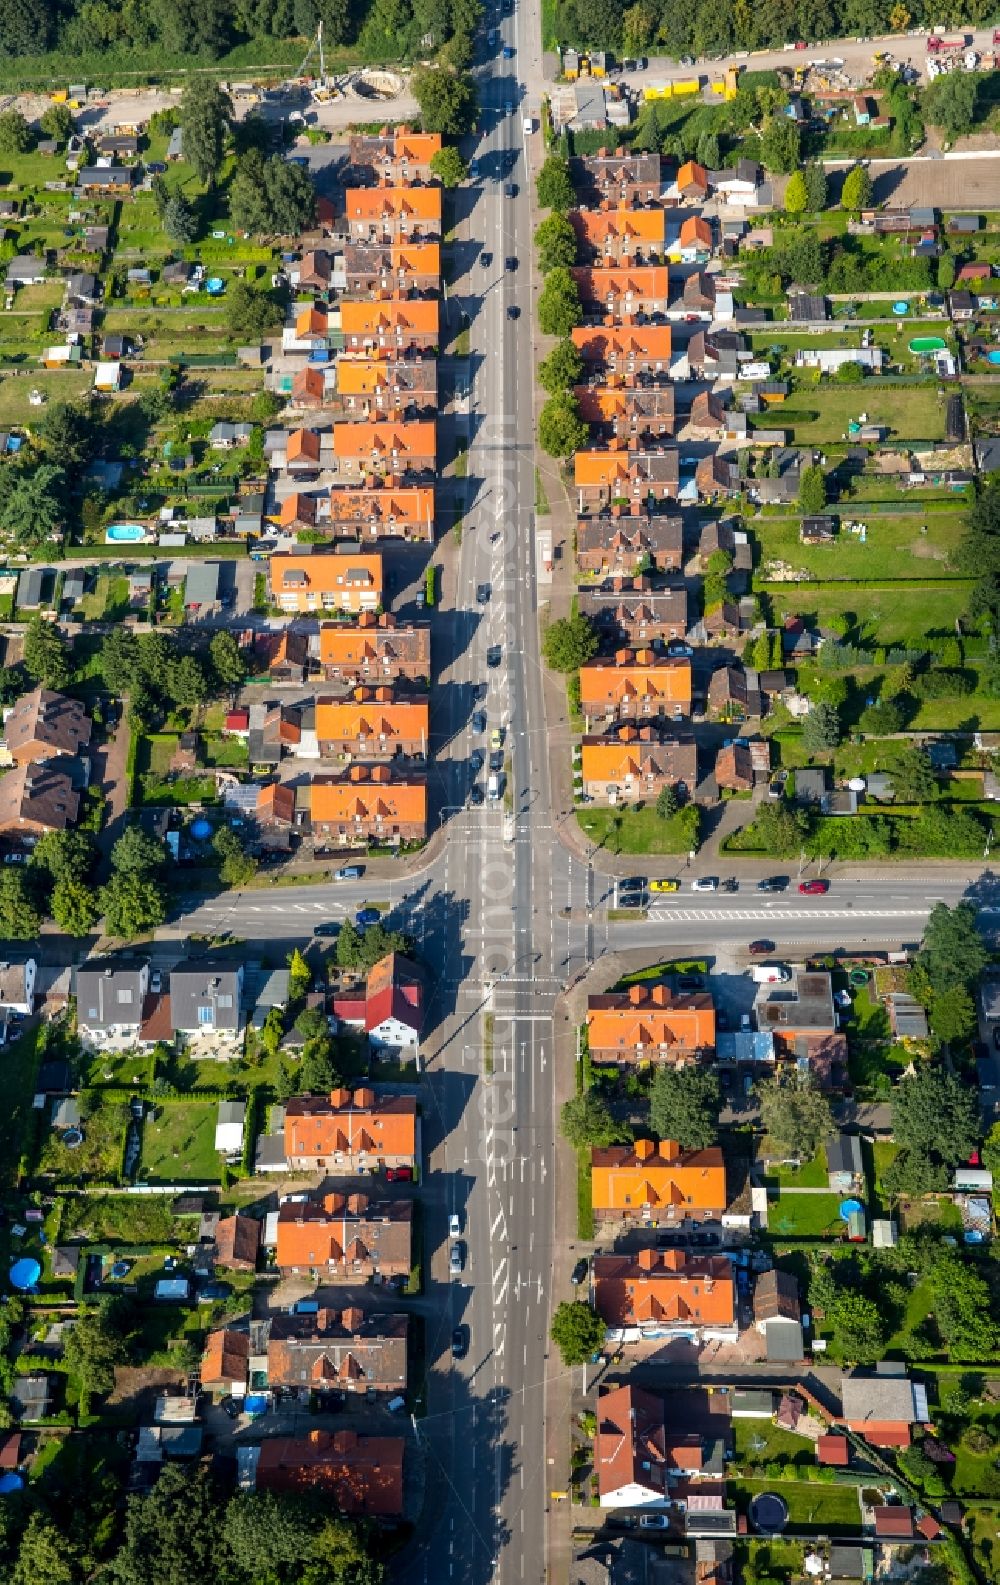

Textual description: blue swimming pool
[988,351,1000,366]
[106,523,145,542]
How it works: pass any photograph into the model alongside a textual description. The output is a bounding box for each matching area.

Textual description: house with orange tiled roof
[315,690,430,759]
[345,183,442,242]
[275,1191,412,1278]
[285,427,323,473]
[320,614,430,684]
[339,296,439,355]
[278,492,320,532]
[283,304,330,354]
[593,1248,736,1337]
[591,1137,728,1224]
[309,766,427,844]
[269,549,383,614]
[580,731,697,805]
[289,365,330,410]
[572,265,670,318]
[348,129,443,184]
[576,509,682,576]
[674,160,709,201]
[579,651,692,727]
[595,1384,670,1507]
[332,419,436,479]
[574,381,675,440]
[324,484,434,541]
[587,982,715,1064]
[284,1086,417,1172]
[571,323,672,374]
[255,1427,405,1515]
[675,214,713,261]
[575,443,679,511]
[335,357,438,418]
[343,241,441,295]
[264,1306,408,1396]
[201,1329,250,1391]
[570,204,666,264]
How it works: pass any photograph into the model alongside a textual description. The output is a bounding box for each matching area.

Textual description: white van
[750,963,791,984]
[488,772,500,801]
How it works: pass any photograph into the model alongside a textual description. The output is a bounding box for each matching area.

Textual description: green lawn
[138,1102,221,1184]
[763,579,975,645]
[0,370,93,422]
[575,805,700,855]
[762,1148,829,1188]
[728,1478,862,1533]
[37,1099,127,1184]
[754,511,965,582]
[0,1023,45,1190]
[965,1505,1000,1582]
[80,573,131,621]
[772,384,947,444]
[733,1420,818,1470]
[767,1193,847,1238]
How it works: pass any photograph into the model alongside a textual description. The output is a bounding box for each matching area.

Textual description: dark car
[799,878,830,895]
[314,921,340,937]
[470,784,484,805]
[489,750,503,772]
[570,1257,589,1286]
[720,878,739,892]
[487,644,502,667]
[505,255,518,271]
[756,876,787,893]
[451,1326,468,1358]
[220,1396,241,1420]
[386,1166,414,1182]
[506,182,518,197]
[481,249,493,268]
[506,304,520,319]
[356,908,380,926]
[477,583,491,604]
[470,750,484,773]
[472,709,487,733]
[197,1282,232,1303]
[748,939,774,955]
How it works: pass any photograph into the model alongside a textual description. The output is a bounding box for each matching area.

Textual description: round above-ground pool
[9,1258,40,1292]
[839,1197,864,1221]
[849,967,869,987]
[750,1493,789,1535]
[909,336,946,353]
[205,277,225,294]
[190,817,213,840]
[988,351,1000,365]
[110,1260,131,1279]
[892,301,909,315]
[105,523,146,542]
[62,1128,83,1148]
[0,1474,23,1494]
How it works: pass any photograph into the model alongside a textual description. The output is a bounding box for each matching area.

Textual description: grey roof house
[169,962,244,1044]
[76,959,150,1047]
[184,562,221,611]
[826,1133,863,1191]
[6,256,47,287]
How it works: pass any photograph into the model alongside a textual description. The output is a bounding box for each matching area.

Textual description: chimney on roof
[628,984,644,1006]
[637,1247,656,1271]
[634,1138,655,1160]
[651,985,668,1006]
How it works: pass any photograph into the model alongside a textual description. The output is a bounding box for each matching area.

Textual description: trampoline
[750,1493,789,1534]
[110,1260,131,1279]
[190,817,212,840]
[62,1128,83,1149]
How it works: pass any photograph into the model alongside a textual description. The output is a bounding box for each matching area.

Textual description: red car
[385,1166,414,1182]
[748,939,775,955]
[798,879,829,895]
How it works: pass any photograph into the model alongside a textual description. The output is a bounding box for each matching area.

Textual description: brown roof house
[201,1329,251,1392]
[263,1306,408,1396]
[576,512,682,576]
[0,760,80,836]
[275,1191,413,1280]
[577,579,689,646]
[595,1384,670,1507]
[715,741,754,792]
[214,1214,261,1272]
[3,687,91,764]
[254,1427,404,1515]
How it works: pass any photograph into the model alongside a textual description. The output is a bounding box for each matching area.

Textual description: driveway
[94,711,132,876]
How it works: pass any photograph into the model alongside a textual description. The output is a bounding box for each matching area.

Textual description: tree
[209,630,246,690]
[336,918,411,973]
[108,1464,220,1585]
[802,700,841,752]
[923,71,977,139]
[757,1073,833,1160]
[982,1121,1000,1183]
[303,1519,384,1585]
[166,652,210,710]
[300,1033,339,1093]
[550,1300,605,1366]
[23,616,69,689]
[841,164,873,212]
[0,463,65,548]
[225,279,275,340]
[649,1065,720,1150]
[798,464,827,515]
[31,829,94,884]
[893,1065,978,1168]
[213,826,258,888]
[38,401,93,468]
[538,391,589,458]
[0,0,53,57]
[760,117,800,174]
[803,164,828,211]
[411,66,476,135]
[99,872,167,939]
[749,801,810,859]
[917,901,989,996]
[534,212,577,273]
[656,785,677,819]
[63,1296,128,1398]
[0,869,41,940]
[535,154,575,213]
[832,1293,887,1365]
[179,78,231,186]
[429,145,467,187]
[937,252,956,291]
[538,337,584,394]
[930,1251,1000,1360]
[230,151,316,236]
[538,266,583,336]
[929,985,976,1045]
[295,1006,328,1043]
[39,103,74,144]
[784,170,808,215]
[111,825,165,877]
[621,0,655,53]
[859,699,904,735]
[162,193,198,246]
[12,1515,77,1585]
[560,1090,624,1149]
[288,945,312,996]
[223,1492,312,1582]
[696,131,720,170]
[886,745,934,803]
[542,613,598,673]
[51,877,100,937]
[99,628,143,696]
[0,110,30,155]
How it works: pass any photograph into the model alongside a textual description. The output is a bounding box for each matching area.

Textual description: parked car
[356,908,380,926]
[799,878,829,894]
[570,1257,589,1286]
[748,939,774,955]
[150,969,162,994]
[677,974,702,992]
[691,876,718,892]
[639,1514,669,1530]
[756,876,787,893]
[506,182,518,197]
[449,1213,462,1239]
[470,750,484,773]
[220,1396,241,1420]
[386,1166,413,1182]
[334,866,363,881]
[490,727,504,750]
[450,1241,465,1276]
[472,710,487,733]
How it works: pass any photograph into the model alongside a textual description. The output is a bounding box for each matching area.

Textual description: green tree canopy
[761,116,800,173]
[534,212,578,273]
[891,1065,979,1168]
[798,463,827,515]
[0,463,65,549]
[538,266,583,337]
[535,154,575,212]
[831,1292,888,1365]
[886,745,934,803]
[542,613,598,673]
[784,169,808,214]
[209,629,247,690]
[928,984,977,1045]
[12,1514,77,1585]
[51,877,101,937]
[538,391,589,458]
[748,801,811,859]
[923,70,977,138]
[649,1065,720,1150]
[930,1251,1000,1360]
[99,872,168,940]
[550,1300,605,1365]
[23,615,69,689]
[560,1090,624,1149]
[429,145,467,186]
[288,945,312,995]
[300,1033,340,1094]
[213,826,259,888]
[917,901,989,996]
[111,825,166,877]
[31,829,94,884]
[655,785,677,819]
[538,337,584,394]
[336,918,412,973]
[803,164,828,210]
[841,163,873,211]
[224,279,276,339]
[37,401,93,469]
[411,66,477,135]
[0,109,31,154]
[63,1296,130,1398]
[859,699,904,735]
[0,869,41,940]
[162,192,198,246]
[802,699,841,752]
[230,150,316,236]
[179,78,231,186]
[757,1073,833,1160]
[107,1464,220,1585]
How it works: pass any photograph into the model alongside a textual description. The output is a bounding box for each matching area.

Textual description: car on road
[451,1326,468,1358]
[502,42,514,55]
[334,865,363,881]
[639,1514,669,1530]
[449,1213,462,1239]
[470,157,482,177]
[470,784,484,805]
[470,750,484,773]
[489,750,504,772]
[356,908,380,926]
[450,1241,465,1276]
[386,1166,413,1182]
[505,255,518,271]
[490,727,504,750]
[617,876,646,893]
[314,922,340,937]
[477,583,491,604]
[748,939,774,955]
[799,878,830,894]
[649,879,679,893]
[756,876,787,893]
[570,1257,589,1286]
[487,644,502,667]
[506,182,518,197]
[507,304,520,319]
[691,877,718,892]
[220,1396,241,1420]
[472,710,487,733]
[481,249,492,268]
[680,53,695,64]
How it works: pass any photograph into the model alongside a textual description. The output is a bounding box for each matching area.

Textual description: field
[575,805,700,855]
[762,579,975,646]
[137,1102,221,1185]
[728,1478,863,1533]
[754,510,965,582]
[766,1193,847,1238]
